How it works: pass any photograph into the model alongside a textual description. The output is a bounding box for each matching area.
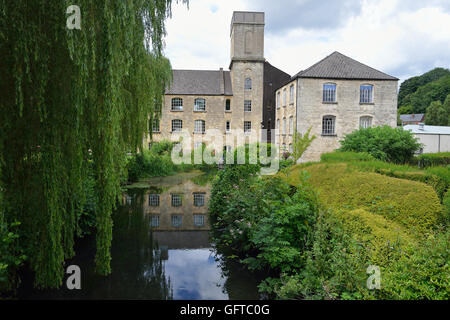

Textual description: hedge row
[416,152,450,168]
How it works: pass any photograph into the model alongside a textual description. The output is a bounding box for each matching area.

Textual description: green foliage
[0,0,186,289]
[380,229,449,300]
[417,153,450,168]
[321,151,375,163]
[292,127,316,162]
[340,126,422,164]
[425,100,449,126]
[209,165,319,290]
[398,68,450,109]
[409,75,450,114]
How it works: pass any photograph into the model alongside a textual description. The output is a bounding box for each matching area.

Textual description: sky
[163,0,450,84]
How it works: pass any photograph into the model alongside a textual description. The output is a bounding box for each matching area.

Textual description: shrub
[417,153,450,168]
[339,126,422,164]
[284,163,443,235]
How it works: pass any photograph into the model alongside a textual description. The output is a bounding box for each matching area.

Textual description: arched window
[171,98,183,111]
[245,78,252,90]
[194,98,206,112]
[194,120,206,134]
[360,116,373,129]
[323,83,336,103]
[322,115,336,135]
[360,85,374,103]
[171,119,182,132]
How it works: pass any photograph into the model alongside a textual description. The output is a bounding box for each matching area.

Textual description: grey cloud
[243,0,364,33]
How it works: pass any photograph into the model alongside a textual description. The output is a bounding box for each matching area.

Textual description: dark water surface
[18,172,262,300]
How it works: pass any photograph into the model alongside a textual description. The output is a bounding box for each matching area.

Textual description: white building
[404,124,450,154]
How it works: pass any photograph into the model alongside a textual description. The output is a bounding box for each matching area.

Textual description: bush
[284,163,443,235]
[340,126,422,164]
[417,153,450,168]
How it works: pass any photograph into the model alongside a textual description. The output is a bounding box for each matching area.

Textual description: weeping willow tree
[0,0,186,289]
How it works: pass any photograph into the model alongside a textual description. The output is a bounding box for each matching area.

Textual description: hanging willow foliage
[0,0,186,288]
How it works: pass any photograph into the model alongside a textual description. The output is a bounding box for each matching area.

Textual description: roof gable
[294,52,398,81]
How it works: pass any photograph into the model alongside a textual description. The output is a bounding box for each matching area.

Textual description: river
[18,171,263,300]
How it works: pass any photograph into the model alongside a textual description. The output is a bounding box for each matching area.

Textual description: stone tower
[230,12,265,140]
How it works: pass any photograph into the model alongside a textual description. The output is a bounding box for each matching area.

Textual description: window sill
[360,102,375,105]
[321,134,337,137]
[225,110,232,113]
[322,102,338,105]
[171,110,184,112]
[193,132,206,135]
[193,110,206,113]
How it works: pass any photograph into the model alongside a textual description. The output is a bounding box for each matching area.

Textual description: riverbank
[208,152,449,300]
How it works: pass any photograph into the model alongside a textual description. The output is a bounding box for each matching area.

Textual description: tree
[292,127,316,162]
[0,0,187,289]
[444,94,450,126]
[425,101,444,125]
[409,76,450,113]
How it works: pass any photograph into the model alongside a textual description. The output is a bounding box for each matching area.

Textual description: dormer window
[323,83,336,103]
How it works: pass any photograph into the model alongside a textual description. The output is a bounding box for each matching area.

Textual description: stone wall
[296,78,398,162]
[275,79,297,155]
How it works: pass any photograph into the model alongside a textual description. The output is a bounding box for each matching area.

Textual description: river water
[18,171,262,300]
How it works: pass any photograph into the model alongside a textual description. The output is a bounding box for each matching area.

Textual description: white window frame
[193,215,205,227]
[194,120,206,134]
[171,215,183,228]
[194,98,206,112]
[171,119,183,132]
[323,83,337,103]
[360,116,373,129]
[283,118,286,135]
[283,89,287,107]
[289,116,294,135]
[289,85,294,104]
[360,85,374,104]
[245,78,252,90]
[244,100,252,112]
[322,115,336,135]
[171,194,182,207]
[171,98,183,111]
[150,215,160,228]
[149,194,160,207]
[276,92,281,108]
[244,121,252,133]
[193,193,205,207]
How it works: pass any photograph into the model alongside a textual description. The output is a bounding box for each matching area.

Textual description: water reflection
[18,172,261,300]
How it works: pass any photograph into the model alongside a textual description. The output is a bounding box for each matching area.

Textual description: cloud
[243,0,363,33]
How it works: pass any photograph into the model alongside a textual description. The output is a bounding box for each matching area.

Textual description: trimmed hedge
[285,163,443,235]
[416,153,450,168]
[321,151,375,163]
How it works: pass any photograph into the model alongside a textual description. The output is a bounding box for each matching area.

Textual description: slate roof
[293,52,398,81]
[400,114,426,122]
[404,124,450,135]
[166,69,233,95]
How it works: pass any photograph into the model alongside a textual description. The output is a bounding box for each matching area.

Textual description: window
[245,78,252,90]
[194,120,206,134]
[171,215,182,228]
[244,121,252,133]
[149,194,160,207]
[225,99,231,111]
[171,194,182,207]
[171,98,183,111]
[283,118,286,135]
[360,85,373,103]
[226,121,231,132]
[244,100,252,112]
[276,119,280,132]
[323,83,336,103]
[172,119,182,132]
[289,85,294,104]
[283,89,287,106]
[150,215,160,228]
[126,195,132,205]
[322,116,336,135]
[289,144,293,154]
[194,215,205,227]
[289,117,294,135]
[194,98,206,111]
[225,145,232,153]
[276,92,281,108]
[360,116,373,129]
[151,118,160,133]
[194,142,203,150]
[193,193,205,207]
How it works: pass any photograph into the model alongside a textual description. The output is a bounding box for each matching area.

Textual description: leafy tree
[444,94,450,126]
[398,68,450,108]
[425,97,450,126]
[409,75,450,113]
[339,126,422,164]
[0,0,187,289]
[292,127,316,162]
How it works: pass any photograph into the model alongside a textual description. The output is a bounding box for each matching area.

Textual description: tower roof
[293,52,398,81]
